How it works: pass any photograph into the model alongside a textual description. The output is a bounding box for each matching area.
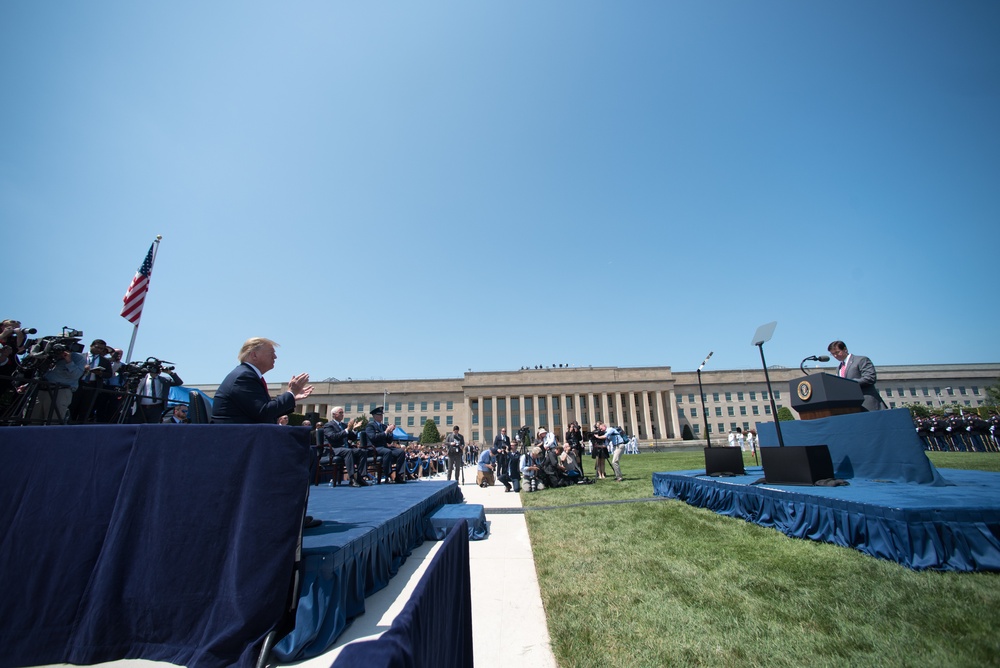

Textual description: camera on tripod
[119,357,175,378]
[16,331,86,380]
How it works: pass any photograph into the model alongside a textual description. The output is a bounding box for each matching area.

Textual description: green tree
[681,424,694,440]
[985,380,1000,409]
[776,406,796,422]
[905,403,932,419]
[419,419,442,444]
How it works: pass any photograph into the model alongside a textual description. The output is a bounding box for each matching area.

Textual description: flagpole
[125,235,162,364]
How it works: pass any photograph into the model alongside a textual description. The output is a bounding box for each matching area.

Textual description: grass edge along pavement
[521,451,1000,668]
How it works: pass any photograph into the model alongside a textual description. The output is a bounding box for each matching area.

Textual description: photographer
[520,446,544,492]
[0,319,32,357]
[497,442,521,492]
[135,361,184,423]
[476,446,496,488]
[565,422,584,464]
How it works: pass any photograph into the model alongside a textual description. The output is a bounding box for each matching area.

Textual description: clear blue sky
[3,2,998,385]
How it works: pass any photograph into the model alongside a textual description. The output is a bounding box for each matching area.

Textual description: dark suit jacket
[841,354,884,411]
[84,354,114,385]
[323,420,358,448]
[493,433,509,449]
[211,363,295,424]
[364,420,395,449]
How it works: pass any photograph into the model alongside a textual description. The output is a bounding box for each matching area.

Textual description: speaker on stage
[759,444,834,485]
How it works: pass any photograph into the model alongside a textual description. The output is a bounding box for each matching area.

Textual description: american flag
[120,242,156,324]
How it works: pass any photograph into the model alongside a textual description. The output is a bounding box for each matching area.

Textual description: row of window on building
[677,390,782,404]
[679,404,778,418]
[341,400,456,413]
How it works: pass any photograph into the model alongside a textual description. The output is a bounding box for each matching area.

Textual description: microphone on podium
[799,355,831,374]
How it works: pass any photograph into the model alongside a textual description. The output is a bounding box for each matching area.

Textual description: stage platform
[273,479,464,663]
[0,425,465,668]
[652,467,1000,572]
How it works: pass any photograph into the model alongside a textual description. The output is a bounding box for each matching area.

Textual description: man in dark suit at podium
[827,340,885,412]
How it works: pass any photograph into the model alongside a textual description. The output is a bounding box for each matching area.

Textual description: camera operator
[135,361,184,423]
[69,339,114,423]
[27,344,86,424]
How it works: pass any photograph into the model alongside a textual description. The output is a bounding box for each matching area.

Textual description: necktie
[260,376,269,396]
[839,363,846,378]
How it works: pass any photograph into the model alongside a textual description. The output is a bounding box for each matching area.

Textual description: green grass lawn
[524,451,1000,667]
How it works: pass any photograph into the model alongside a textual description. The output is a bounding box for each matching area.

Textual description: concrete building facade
[190,363,1000,444]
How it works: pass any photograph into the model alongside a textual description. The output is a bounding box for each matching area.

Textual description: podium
[790,373,864,420]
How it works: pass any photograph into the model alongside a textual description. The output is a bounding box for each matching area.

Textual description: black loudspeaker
[704,447,746,476]
[305,411,321,424]
[759,445,834,485]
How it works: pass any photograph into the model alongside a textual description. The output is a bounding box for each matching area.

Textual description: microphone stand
[799,356,817,375]
[697,352,713,447]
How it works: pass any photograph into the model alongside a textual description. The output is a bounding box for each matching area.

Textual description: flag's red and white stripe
[121,243,155,324]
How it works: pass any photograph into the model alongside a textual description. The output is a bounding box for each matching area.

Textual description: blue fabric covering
[756,408,947,485]
[425,503,489,541]
[0,425,310,668]
[652,467,1000,571]
[273,481,464,663]
[334,521,474,668]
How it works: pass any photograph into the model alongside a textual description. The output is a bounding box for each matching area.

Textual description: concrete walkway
[287,468,557,667]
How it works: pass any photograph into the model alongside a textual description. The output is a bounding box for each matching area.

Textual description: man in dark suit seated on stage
[322,406,368,487]
[827,340,886,412]
[211,337,320,527]
[365,406,406,484]
[211,337,313,424]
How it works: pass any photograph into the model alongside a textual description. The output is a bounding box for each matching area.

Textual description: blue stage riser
[653,468,1000,572]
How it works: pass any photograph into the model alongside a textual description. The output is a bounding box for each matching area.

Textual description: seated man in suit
[211,337,313,424]
[322,406,368,487]
[364,406,406,483]
[212,337,318,527]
